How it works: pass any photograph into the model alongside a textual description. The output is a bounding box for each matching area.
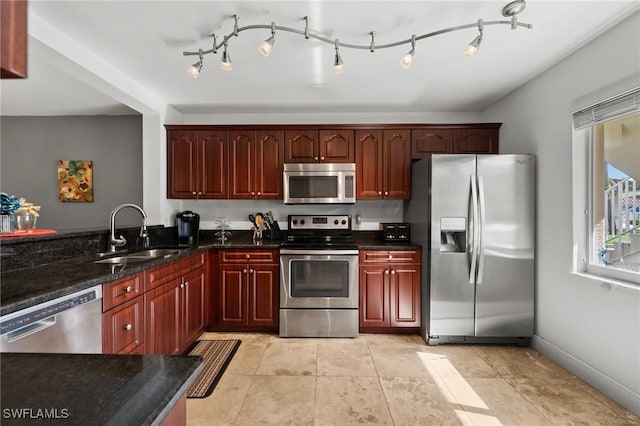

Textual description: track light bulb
[464,35,482,57]
[333,52,344,73]
[259,35,275,57]
[221,49,232,71]
[187,61,203,78]
[400,49,414,69]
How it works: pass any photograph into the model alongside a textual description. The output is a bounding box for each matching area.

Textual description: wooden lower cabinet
[102,296,144,354]
[218,249,279,331]
[359,250,421,332]
[103,252,209,356]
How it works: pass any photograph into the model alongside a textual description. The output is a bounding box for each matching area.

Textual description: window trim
[572,90,640,288]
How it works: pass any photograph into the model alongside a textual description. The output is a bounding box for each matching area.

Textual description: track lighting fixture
[464,20,484,57]
[187,49,203,78]
[400,35,416,69]
[259,22,276,57]
[333,40,344,73]
[221,38,232,71]
[183,1,532,75]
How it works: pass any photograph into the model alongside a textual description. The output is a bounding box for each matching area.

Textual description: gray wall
[483,12,640,414]
[1,116,143,230]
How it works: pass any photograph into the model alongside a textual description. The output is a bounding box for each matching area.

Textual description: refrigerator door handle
[469,175,479,284]
[477,175,486,284]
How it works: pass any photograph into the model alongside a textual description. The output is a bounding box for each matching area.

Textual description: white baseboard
[532,335,640,416]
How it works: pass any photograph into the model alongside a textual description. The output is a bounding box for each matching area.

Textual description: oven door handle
[279,249,359,256]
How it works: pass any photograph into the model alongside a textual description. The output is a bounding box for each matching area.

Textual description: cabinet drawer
[359,250,420,264]
[219,249,278,264]
[102,273,143,311]
[102,296,144,354]
[146,258,190,290]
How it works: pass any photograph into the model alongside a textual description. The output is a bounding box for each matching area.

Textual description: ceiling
[1,1,638,116]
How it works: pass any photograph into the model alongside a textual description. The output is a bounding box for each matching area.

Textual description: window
[573,88,640,285]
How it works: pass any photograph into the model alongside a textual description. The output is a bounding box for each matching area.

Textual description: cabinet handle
[391,270,396,275]
[245,254,250,259]
[192,192,197,195]
[243,269,248,274]
[198,191,203,195]
[385,269,390,275]
[123,324,132,331]
[251,191,255,195]
[384,191,389,196]
[388,255,393,260]
[122,285,133,294]
[257,191,261,196]
[314,156,319,161]
[185,281,189,287]
[320,156,325,161]
[180,283,184,289]
[249,269,254,273]
[378,191,382,195]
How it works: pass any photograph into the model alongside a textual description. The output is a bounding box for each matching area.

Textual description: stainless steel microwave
[283,163,356,204]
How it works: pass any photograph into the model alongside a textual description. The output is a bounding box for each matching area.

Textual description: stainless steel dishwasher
[0,285,103,353]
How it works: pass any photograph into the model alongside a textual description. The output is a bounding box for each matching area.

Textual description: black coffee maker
[176,211,200,246]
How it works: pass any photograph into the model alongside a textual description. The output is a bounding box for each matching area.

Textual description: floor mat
[186,339,241,398]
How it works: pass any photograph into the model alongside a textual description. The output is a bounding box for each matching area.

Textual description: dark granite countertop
[0,229,419,316]
[0,352,202,426]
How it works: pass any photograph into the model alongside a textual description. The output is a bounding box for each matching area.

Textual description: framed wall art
[58,160,94,202]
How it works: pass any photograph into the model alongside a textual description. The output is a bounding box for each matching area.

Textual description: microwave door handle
[338,173,344,201]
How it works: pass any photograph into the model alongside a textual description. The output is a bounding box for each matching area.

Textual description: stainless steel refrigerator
[404,154,535,345]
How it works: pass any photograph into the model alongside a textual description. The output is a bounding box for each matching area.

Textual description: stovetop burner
[280,214,357,250]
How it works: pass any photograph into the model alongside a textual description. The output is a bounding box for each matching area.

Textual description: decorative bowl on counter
[14,210,37,232]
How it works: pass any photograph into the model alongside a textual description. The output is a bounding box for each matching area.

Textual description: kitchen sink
[94,249,183,264]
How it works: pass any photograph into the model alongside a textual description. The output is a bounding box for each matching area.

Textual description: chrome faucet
[108,203,148,253]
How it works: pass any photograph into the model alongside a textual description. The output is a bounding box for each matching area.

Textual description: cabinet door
[383,129,411,199]
[389,265,421,328]
[102,296,144,354]
[411,129,453,159]
[199,131,228,199]
[219,264,248,326]
[355,129,383,199]
[167,130,198,198]
[284,130,318,163]
[248,264,279,328]
[145,279,181,355]
[0,0,27,79]
[183,267,206,348]
[319,130,355,163]
[453,128,499,154]
[359,265,389,328]
[256,130,284,199]
[229,130,256,199]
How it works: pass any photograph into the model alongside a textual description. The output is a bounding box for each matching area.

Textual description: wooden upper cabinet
[229,130,255,199]
[356,130,383,199]
[199,131,228,199]
[1,0,27,79]
[285,129,354,163]
[453,127,499,154]
[356,129,410,199]
[167,130,198,199]
[255,130,284,199]
[383,130,410,199]
[229,130,283,199]
[318,130,355,163]
[284,130,318,163]
[411,129,453,159]
[167,129,227,199]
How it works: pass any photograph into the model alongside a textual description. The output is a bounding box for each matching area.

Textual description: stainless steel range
[279,214,359,338]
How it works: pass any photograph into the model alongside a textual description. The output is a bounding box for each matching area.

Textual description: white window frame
[572,88,640,288]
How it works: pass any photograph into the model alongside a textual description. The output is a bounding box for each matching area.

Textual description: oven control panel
[289,215,351,230]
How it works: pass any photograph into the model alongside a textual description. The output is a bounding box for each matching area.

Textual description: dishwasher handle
[5,316,57,343]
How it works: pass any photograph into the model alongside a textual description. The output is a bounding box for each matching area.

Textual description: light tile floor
[187,333,640,425]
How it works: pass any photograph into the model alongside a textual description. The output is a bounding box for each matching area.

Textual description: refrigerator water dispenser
[440,217,466,253]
